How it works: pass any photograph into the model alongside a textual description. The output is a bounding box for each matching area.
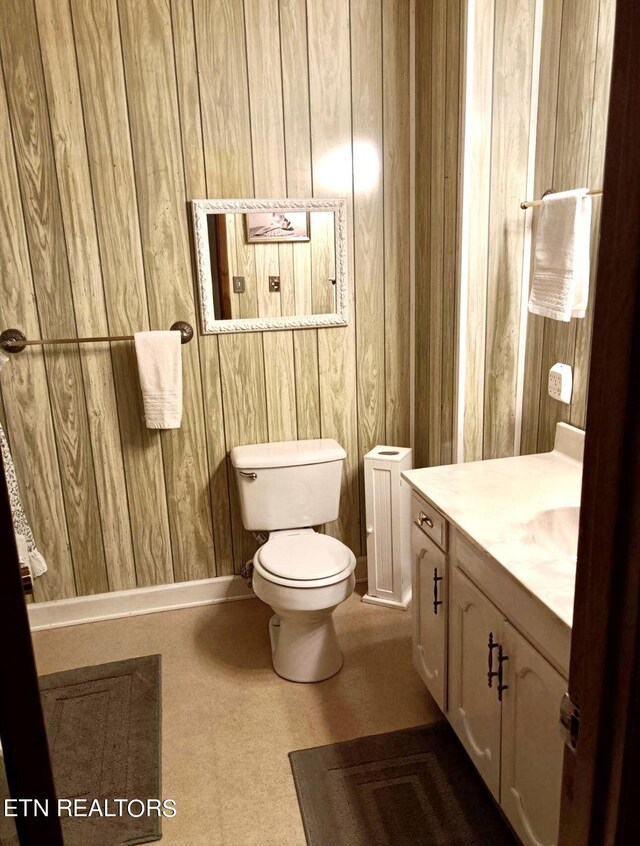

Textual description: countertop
[401,430,583,631]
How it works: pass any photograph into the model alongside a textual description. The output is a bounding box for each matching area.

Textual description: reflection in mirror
[192,199,348,334]
[210,211,336,320]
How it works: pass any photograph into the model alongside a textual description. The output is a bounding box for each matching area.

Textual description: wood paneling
[519,0,565,457]
[462,0,494,463]
[383,0,412,449]
[414,0,463,469]
[483,0,536,459]
[0,58,75,602]
[427,0,446,467]
[35,0,136,593]
[0,0,411,598]
[70,0,174,587]
[570,0,615,431]
[414,0,433,469]
[521,0,613,453]
[449,0,613,463]
[351,0,385,463]
[279,0,322,444]
[1,0,107,597]
[308,0,360,553]
[441,0,463,466]
[454,0,539,463]
[118,0,215,582]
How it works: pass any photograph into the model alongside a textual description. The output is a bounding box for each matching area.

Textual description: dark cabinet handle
[487,632,500,687]
[497,646,509,702]
[433,567,443,614]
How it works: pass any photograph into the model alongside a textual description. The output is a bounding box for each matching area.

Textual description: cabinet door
[449,567,503,799]
[500,621,566,846]
[411,524,447,710]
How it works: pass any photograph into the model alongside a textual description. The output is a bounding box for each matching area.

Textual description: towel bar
[520,187,603,210]
[0,321,194,354]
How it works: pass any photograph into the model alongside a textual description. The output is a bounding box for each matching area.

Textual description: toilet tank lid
[230,438,346,469]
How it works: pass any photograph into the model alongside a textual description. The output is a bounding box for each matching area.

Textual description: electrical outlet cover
[549,363,572,404]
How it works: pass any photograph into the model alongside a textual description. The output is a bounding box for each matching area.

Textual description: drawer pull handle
[433,568,443,614]
[415,511,434,529]
[487,632,500,688]
[497,646,509,702]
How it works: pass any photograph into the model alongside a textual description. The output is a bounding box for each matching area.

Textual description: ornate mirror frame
[191,198,349,333]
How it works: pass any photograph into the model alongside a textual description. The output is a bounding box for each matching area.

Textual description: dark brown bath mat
[0,654,162,845]
[289,722,517,845]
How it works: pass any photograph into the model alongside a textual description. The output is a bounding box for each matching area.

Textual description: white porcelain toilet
[230,439,356,683]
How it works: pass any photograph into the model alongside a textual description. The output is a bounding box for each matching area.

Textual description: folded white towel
[134,331,183,429]
[528,188,592,322]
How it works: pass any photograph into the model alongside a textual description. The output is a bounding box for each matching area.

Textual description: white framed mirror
[191,198,348,333]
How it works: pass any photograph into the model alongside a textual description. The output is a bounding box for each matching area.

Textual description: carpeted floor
[289,722,518,846]
[0,654,161,846]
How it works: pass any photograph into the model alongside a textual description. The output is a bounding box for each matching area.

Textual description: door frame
[558,0,640,841]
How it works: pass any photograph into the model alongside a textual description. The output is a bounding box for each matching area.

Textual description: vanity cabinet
[410,504,567,846]
[411,521,447,711]
[448,566,566,846]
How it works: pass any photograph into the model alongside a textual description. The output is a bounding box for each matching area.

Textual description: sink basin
[528,506,579,559]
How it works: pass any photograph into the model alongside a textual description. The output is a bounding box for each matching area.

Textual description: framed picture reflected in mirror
[244,211,310,243]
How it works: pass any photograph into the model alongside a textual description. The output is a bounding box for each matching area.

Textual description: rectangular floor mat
[1,654,162,846]
[289,722,517,846]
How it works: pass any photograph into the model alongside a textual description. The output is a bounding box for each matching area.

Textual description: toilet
[230,438,356,683]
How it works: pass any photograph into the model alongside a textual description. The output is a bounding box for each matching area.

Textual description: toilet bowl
[230,437,355,683]
[252,529,356,682]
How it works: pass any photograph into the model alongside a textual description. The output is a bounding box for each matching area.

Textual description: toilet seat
[254,531,355,588]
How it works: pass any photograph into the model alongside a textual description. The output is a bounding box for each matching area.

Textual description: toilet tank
[230,439,346,531]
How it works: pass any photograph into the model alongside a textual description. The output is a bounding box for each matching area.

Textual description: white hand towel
[528,188,592,322]
[134,330,183,429]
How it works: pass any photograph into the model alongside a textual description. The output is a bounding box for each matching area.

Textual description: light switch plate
[549,363,573,404]
[232,276,245,293]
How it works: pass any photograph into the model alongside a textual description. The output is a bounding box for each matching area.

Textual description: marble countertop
[401,433,583,630]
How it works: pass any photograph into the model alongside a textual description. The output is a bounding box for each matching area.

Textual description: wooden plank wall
[452,0,614,463]
[455,0,539,463]
[0,0,411,602]
[520,0,615,453]
[414,0,464,469]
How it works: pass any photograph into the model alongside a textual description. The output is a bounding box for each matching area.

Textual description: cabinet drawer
[411,493,447,551]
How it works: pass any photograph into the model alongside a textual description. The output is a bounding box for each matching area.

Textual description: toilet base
[268,610,344,683]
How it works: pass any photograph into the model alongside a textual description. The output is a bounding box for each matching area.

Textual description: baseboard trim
[361,592,412,611]
[28,575,255,631]
[28,557,369,631]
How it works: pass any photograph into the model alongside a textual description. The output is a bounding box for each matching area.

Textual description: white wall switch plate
[549,363,573,404]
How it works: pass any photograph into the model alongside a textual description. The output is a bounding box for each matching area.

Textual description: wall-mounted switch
[548,363,572,404]
[269,275,281,292]
[232,276,245,293]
